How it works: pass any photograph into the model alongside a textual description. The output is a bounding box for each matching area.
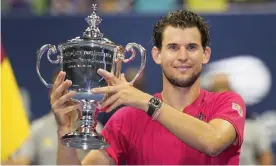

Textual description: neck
[162,77,201,111]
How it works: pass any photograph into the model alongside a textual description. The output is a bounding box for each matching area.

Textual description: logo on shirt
[232,102,243,117]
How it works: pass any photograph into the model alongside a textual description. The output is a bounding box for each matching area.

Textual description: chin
[162,67,201,86]
[165,73,200,88]
[166,77,193,88]
[175,74,193,81]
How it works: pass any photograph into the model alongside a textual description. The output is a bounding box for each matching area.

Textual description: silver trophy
[36,4,146,150]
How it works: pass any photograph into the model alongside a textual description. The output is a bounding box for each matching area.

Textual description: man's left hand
[91,68,152,113]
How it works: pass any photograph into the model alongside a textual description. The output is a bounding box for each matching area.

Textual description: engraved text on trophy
[63,46,114,92]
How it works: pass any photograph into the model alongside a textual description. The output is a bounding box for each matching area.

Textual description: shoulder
[218,91,244,100]
[203,90,245,105]
[216,91,246,111]
[202,90,246,117]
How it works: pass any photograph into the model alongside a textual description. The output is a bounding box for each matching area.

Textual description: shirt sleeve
[210,92,246,147]
[101,108,129,165]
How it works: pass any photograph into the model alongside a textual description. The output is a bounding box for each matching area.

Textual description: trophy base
[61,131,109,150]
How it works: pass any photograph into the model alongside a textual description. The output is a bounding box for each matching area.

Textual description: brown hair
[152,10,210,49]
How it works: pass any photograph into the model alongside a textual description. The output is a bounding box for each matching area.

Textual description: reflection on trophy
[36,4,146,150]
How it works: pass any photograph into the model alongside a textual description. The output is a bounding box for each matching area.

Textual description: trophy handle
[123,43,146,85]
[36,44,61,88]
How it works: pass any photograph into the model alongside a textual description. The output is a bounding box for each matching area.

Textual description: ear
[152,46,161,64]
[202,46,211,64]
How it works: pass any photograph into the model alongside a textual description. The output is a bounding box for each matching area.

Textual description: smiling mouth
[175,66,191,72]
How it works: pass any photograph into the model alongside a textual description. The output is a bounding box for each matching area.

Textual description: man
[51,10,246,165]
[201,55,274,165]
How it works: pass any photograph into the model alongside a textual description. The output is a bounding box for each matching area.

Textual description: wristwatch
[147,97,162,117]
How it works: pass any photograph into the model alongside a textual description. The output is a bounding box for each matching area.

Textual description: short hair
[152,10,210,49]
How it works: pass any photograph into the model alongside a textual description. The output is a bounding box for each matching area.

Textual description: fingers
[53,104,82,126]
[70,109,82,124]
[52,91,77,109]
[120,73,128,82]
[52,71,66,92]
[101,92,121,109]
[53,103,82,116]
[91,86,118,94]
[50,80,72,104]
[105,99,122,113]
[97,68,120,84]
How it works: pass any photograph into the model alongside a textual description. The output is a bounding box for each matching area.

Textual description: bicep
[209,118,237,149]
[82,150,115,165]
[210,92,246,148]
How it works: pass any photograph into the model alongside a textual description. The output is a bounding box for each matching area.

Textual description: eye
[187,44,198,51]
[168,44,178,51]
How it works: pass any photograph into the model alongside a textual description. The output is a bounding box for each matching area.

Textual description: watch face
[147,97,162,116]
[151,97,161,107]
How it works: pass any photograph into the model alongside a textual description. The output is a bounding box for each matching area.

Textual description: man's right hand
[50,71,82,134]
[51,71,116,165]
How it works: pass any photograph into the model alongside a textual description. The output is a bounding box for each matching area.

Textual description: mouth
[174,66,191,72]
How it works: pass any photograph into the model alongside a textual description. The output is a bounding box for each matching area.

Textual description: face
[152,26,211,88]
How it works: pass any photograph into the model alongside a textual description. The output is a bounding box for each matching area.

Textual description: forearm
[155,103,226,156]
[57,130,81,165]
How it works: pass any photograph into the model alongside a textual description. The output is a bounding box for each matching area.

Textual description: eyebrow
[166,43,178,47]
[166,42,199,47]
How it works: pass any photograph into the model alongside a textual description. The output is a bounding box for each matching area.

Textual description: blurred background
[1,0,276,165]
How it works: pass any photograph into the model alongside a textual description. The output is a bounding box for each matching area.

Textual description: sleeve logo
[232,102,243,117]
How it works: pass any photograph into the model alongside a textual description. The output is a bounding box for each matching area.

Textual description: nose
[177,46,188,61]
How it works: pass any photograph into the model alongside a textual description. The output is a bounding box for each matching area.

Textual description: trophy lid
[83,4,103,40]
[60,4,116,48]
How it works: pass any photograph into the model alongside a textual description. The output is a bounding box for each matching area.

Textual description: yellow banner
[187,0,228,12]
[1,56,30,161]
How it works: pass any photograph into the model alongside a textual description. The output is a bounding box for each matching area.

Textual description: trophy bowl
[36,4,146,150]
